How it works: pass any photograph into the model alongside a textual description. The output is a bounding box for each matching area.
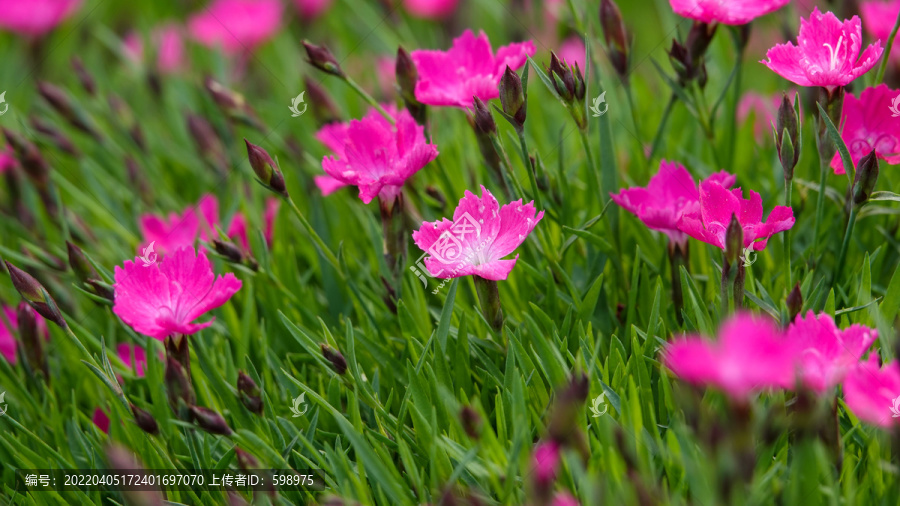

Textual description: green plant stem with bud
[474,276,503,332]
[784,178,792,287]
[285,197,345,280]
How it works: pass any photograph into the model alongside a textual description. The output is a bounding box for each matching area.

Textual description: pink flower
[117,343,149,378]
[411,30,536,108]
[762,8,883,90]
[532,440,561,486]
[188,0,282,55]
[403,0,459,19]
[611,161,736,246]
[862,1,900,62]
[314,118,353,196]
[123,24,186,74]
[92,408,110,434]
[0,304,48,365]
[293,0,333,19]
[552,493,580,506]
[139,195,247,255]
[829,84,900,175]
[113,247,242,340]
[226,213,250,251]
[784,311,877,392]
[0,0,82,37]
[663,313,798,397]
[843,354,900,428]
[669,0,790,25]
[557,36,586,72]
[314,175,348,196]
[321,108,438,204]
[412,186,543,281]
[264,197,280,247]
[678,180,795,252]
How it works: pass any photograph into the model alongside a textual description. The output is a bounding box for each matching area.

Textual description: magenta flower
[678,180,795,252]
[122,24,186,74]
[829,84,900,174]
[404,0,459,19]
[117,343,149,378]
[412,186,543,281]
[784,311,877,392]
[188,0,282,55]
[663,313,798,398]
[92,408,110,434]
[264,197,280,246]
[139,194,248,255]
[552,493,580,506]
[1,304,48,365]
[314,117,354,196]
[611,161,735,247]
[862,1,900,62]
[293,0,333,19]
[410,29,536,108]
[321,107,438,204]
[843,354,900,428]
[557,36,586,72]
[762,8,883,91]
[532,440,561,487]
[0,0,82,37]
[669,0,790,25]
[113,247,242,340]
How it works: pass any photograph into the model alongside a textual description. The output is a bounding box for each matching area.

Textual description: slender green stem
[784,178,792,289]
[833,206,859,289]
[515,129,543,211]
[285,197,345,279]
[488,135,526,199]
[623,85,643,157]
[344,76,394,124]
[876,10,900,84]
[64,324,101,369]
[578,128,602,202]
[647,93,677,163]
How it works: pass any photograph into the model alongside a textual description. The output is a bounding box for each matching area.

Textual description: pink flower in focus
[843,354,900,428]
[829,84,900,174]
[611,161,736,247]
[678,180,795,252]
[862,1,900,62]
[0,0,82,37]
[532,440,561,487]
[404,0,459,19]
[784,311,877,392]
[113,247,242,340]
[663,313,798,398]
[188,0,282,55]
[294,0,333,19]
[412,186,543,281]
[123,24,186,74]
[1,304,50,364]
[669,0,790,25]
[557,36,586,72]
[264,197,280,246]
[762,8,883,91]
[116,343,149,378]
[552,493,580,506]
[411,30,536,108]
[321,108,438,204]
[93,408,110,434]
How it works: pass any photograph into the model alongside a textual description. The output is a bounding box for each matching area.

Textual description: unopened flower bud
[5,261,67,328]
[29,115,79,156]
[668,40,692,83]
[304,77,341,126]
[205,76,245,112]
[37,81,100,139]
[71,57,96,96]
[2,128,50,186]
[549,52,576,102]
[787,283,802,323]
[460,405,481,439]
[396,46,418,102]
[573,62,586,101]
[235,448,260,470]
[186,113,227,174]
[303,40,345,78]
[852,150,879,206]
[499,66,526,130]
[775,93,801,180]
[211,238,244,264]
[189,405,232,436]
[320,343,347,375]
[237,371,263,415]
[471,96,497,136]
[685,21,717,63]
[600,0,629,78]
[85,279,115,303]
[244,139,288,197]
[165,357,195,415]
[725,214,743,266]
[130,404,160,435]
[18,303,48,379]
[66,240,99,285]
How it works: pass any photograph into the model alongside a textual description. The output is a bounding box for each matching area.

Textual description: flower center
[823,35,844,71]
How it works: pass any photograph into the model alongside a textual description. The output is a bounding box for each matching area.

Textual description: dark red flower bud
[499,66,526,130]
[5,261,67,328]
[320,344,347,375]
[549,52,576,102]
[66,241,99,285]
[303,40,345,77]
[237,371,263,415]
[852,150,879,206]
[471,96,497,136]
[29,115,79,156]
[460,405,482,439]
[71,57,96,96]
[130,404,160,435]
[211,238,244,264]
[244,139,288,197]
[304,77,341,126]
[165,357,195,416]
[37,81,100,139]
[396,46,418,102]
[600,0,629,78]
[775,93,801,180]
[189,405,232,436]
[235,448,260,470]
[725,214,743,266]
[18,303,48,379]
[787,283,802,323]
[186,113,227,174]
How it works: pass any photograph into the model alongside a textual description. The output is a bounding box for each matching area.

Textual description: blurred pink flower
[139,195,248,254]
[188,0,282,54]
[785,311,877,392]
[0,0,82,37]
[321,107,438,204]
[314,175,349,196]
[678,180,795,252]
[122,24,186,74]
[843,354,900,428]
[862,1,900,62]
[829,84,900,174]
[532,440,561,487]
[1,303,51,364]
[663,313,798,397]
[557,36,585,72]
[0,146,15,174]
[611,161,735,247]
[264,197,280,246]
[552,493,580,506]
[376,56,396,98]
[404,0,459,19]
[412,186,543,281]
[294,0,333,19]
[411,29,536,108]
[113,247,242,340]
[226,213,250,250]
[92,408,110,434]
[117,343,149,378]
[762,8,883,91]
[669,0,790,25]
[737,91,797,141]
